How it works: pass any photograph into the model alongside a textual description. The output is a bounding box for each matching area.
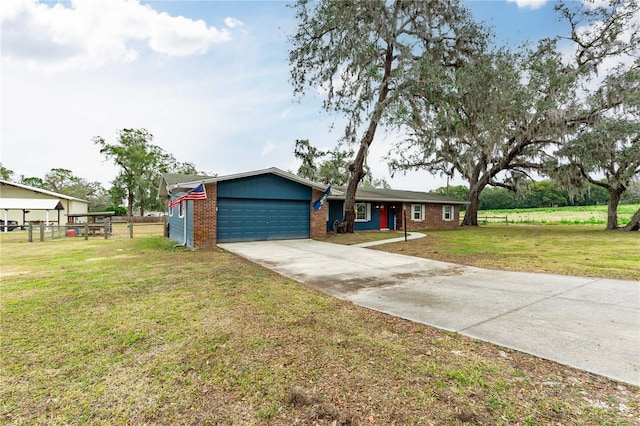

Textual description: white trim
[178,201,185,219]
[354,202,371,222]
[411,204,424,221]
[168,205,174,217]
[0,198,65,210]
[442,205,453,221]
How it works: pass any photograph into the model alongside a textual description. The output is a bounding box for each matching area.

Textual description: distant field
[472,203,639,225]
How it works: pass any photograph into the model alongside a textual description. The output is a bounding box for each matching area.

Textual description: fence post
[39,224,45,242]
[506,215,508,225]
[84,222,89,241]
[163,216,168,238]
[129,221,134,238]
[104,218,109,239]
[28,223,33,242]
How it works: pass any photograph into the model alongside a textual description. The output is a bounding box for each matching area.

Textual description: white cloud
[261,140,275,156]
[0,0,235,72]
[506,0,548,10]
[224,17,243,28]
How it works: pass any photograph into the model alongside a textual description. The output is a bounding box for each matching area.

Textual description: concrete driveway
[218,239,640,386]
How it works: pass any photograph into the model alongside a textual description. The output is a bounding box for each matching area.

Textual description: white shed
[0,180,88,230]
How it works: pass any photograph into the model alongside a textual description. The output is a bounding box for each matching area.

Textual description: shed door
[217,198,310,243]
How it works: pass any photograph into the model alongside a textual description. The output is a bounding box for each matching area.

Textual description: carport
[0,198,65,231]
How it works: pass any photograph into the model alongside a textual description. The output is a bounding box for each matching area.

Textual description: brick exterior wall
[310,189,327,239]
[401,202,460,231]
[193,182,217,249]
[189,182,460,245]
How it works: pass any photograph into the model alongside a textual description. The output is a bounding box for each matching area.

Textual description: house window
[442,205,453,221]
[411,204,424,221]
[355,202,370,222]
[178,201,185,218]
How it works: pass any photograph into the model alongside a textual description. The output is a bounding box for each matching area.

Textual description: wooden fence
[27,218,168,242]
[460,215,509,225]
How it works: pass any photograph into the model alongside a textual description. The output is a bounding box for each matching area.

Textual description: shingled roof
[158,168,332,199]
[329,186,468,205]
[158,173,213,198]
[158,169,467,205]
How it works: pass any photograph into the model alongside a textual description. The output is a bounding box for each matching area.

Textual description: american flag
[169,183,207,209]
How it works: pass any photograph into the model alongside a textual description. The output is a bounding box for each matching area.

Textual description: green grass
[475,203,640,225]
[1,235,639,424]
[373,224,640,281]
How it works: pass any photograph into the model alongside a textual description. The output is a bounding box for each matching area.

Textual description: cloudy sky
[1,0,587,191]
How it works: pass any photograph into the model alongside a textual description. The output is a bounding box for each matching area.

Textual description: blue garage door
[217,198,310,243]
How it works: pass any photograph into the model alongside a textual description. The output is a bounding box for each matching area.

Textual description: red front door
[380,204,388,229]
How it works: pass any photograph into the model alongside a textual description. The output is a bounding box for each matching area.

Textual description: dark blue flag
[312,185,331,211]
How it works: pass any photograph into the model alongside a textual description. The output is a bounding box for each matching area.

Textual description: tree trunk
[461,176,488,226]
[605,189,622,230]
[343,159,365,233]
[127,192,134,218]
[343,43,394,233]
[462,190,480,226]
[622,207,640,231]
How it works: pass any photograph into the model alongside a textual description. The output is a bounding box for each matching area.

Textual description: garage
[216,198,310,243]
[161,168,329,248]
[214,172,313,243]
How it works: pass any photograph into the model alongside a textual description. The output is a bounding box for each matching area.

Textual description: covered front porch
[327,201,405,232]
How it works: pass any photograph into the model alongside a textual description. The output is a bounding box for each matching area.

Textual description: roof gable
[158,173,214,198]
[160,167,331,198]
[0,180,87,202]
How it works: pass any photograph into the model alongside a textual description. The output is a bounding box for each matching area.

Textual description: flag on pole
[169,183,207,209]
[312,185,331,211]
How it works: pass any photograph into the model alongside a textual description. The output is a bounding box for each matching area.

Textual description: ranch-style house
[159,167,467,249]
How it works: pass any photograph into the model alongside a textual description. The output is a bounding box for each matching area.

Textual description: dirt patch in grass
[1,236,638,424]
[323,230,405,245]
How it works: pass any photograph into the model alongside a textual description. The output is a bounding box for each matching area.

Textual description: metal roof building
[0,180,88,230]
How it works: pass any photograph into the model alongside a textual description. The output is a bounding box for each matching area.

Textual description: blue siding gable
[217,174,312,200]
[167,198,194,248]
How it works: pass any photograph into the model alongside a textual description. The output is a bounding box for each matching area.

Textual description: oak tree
[94,129,195,216]
[553,64,640,230]
[289,0,484,231]
[388,0,639,226]
[294,139,389,187]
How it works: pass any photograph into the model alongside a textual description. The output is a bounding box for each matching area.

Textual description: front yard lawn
[1,234,638,424]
